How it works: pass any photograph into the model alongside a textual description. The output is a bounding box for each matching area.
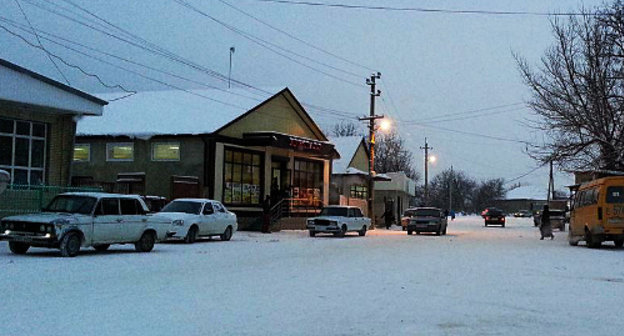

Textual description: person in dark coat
[380,207,395,230]
[540,204,554,240]
[261,195,272,234]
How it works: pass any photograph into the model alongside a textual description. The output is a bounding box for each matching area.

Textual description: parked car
[484,208,505,227]
[141,195,168,212]
[155,198,237,243]
[306,206,371,237]
[0,192,171,257]
[405,207,448,235]
[513,210,532,218]
[400,207,419,231]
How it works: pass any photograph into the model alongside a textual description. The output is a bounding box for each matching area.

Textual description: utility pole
[228,46,235,88]
[359,72,382,228]
[421,138,433,205]
[547,160,554,202]
[449,165,453,212]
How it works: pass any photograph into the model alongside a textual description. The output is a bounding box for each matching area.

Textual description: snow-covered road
[1,216,623,335]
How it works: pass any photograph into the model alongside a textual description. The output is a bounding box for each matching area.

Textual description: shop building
[0,58,106,186]
[72,87,338,229]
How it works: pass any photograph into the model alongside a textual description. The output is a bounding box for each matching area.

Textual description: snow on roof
[505,185,547,200]
[77,87,286,137]
[329,136,364,174]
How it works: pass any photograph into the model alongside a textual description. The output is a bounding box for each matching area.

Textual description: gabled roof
[329,136,367,174]
[76,87,323,138]
[0,58,107,106]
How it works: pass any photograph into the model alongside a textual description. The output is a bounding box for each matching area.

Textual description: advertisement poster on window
[251,184,260,204]
[224,182,232,203]
[232,183,241,203]
[243,184,251,203]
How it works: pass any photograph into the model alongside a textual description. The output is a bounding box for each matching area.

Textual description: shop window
[73,144,91,162]
[292,159,323,207]
[106,142,134,161]
[152,142,180,161]
[223,148,262,205]
[350,185,368,199]
[0,117,47,185]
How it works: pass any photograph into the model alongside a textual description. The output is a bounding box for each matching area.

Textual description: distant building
[374,172,417,224]
[0,58,106,186]
[494,185,547,214]
[72,87,338,230]
[329,136,370,215]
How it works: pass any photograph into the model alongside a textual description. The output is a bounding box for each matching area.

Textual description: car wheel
[415,231,421,235]
[93,244,110,252]
[184,225,198,244]
[8,241,30,255]
[309,230,316,237]
[337,225,347,238]
[585,229,601,248]
[60,232,81,257]
[484,222,488,227]
[358,225,367,237]
[614,238,624,248]
[407,230,412,235]
[435,227,441,236]
[220,226,233,241]
[135,231,156,252]
[568,230,579,246]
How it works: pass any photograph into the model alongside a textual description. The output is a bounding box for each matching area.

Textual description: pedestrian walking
[380,207,395,230]
[539,204,554,240]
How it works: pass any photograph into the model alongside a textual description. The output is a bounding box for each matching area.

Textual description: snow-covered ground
[1,216,623,336]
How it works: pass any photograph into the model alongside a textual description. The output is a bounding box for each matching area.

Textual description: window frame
[73,143,91,162]
[151,141,180,162]
[349,185,368,199]
[222,147,264,206]
[106,142,134,162]
[0,117,47,185]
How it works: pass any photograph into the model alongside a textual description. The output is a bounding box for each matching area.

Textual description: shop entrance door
[271,157,290,203]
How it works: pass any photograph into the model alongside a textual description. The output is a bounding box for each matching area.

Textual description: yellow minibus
[569,176,624,248]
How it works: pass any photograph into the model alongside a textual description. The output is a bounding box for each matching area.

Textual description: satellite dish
[0,169,9,195]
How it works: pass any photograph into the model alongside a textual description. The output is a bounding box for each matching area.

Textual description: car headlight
[172,219,185,226]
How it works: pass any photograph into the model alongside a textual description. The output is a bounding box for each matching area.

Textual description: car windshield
[160,201,202,214]
[414,209,441,217]
[320,207,348,217]
[43,195,97,215]
[488,209,503,216]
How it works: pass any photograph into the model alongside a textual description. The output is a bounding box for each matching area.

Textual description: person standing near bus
[540,204,554,240]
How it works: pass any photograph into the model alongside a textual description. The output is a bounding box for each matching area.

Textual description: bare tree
[516,2,624,171]
[329,121,362,137]
[374,131,420,181]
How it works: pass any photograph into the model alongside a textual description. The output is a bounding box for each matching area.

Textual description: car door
[347,208,358,230]
[199,202,217,235]
[92,198,122,243]
[211,202,229,234]
[120,198,147,242]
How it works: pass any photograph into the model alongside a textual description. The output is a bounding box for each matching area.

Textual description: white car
[306,206,371,237]
[0,192,171,257]
[155,198,237,243]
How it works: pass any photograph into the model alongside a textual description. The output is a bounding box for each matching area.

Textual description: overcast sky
[0,0,606,194]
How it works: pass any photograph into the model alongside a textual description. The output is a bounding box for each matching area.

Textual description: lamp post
[228,46,235,89]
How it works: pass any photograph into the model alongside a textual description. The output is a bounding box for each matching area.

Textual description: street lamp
[379,118,391,132]
[228,46,235,89]
[429,155,437,163]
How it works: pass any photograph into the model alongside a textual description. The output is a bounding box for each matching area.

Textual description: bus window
[606,186,624,203]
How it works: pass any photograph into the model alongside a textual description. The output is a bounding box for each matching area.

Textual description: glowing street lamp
[379,118,392,132]
[429,155,437,163]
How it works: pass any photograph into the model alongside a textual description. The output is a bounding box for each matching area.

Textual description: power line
[505,164,548,184]
[251,0,604,16]
[173,0,364,87]
[13,0,71,85]
[0,23,136,98]
[19,0,360,118]
[217,0,376,72]
[405,106,528,125]
[400,102,526,123]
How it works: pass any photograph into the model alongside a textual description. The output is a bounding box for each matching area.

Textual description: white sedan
[156,198,238,243]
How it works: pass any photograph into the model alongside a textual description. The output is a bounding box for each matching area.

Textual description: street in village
[1,216,623,336]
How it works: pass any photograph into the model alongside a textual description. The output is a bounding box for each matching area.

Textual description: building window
[152,142,180,161]
[106,142,134,161]
[0,117,46,185]
[292,159,323,206]
[350,185,368,199]
[73,144,90,162]
[223,148,262,205]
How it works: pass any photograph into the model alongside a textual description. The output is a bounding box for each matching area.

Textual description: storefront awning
[242,132,339,159]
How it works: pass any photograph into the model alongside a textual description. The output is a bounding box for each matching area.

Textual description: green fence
[0,184,102,219]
